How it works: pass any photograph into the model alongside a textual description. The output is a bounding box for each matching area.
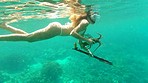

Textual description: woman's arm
[70,19,94,44]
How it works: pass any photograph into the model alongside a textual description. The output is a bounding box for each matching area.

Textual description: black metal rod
[74,48,113,65]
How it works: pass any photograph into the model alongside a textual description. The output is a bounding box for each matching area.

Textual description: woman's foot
[0,22,7,29]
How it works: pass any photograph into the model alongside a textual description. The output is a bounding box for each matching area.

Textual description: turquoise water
[0,0,148,83]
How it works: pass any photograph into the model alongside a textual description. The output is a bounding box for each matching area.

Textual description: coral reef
[25,61,63,83]
[40,61,63,82]
[0,71,10,83]
[0,54,34,74]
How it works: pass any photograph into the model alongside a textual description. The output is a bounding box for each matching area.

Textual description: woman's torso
[60,22,73,36]
[61,19,89,36]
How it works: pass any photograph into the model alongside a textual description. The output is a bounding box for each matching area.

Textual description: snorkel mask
[87,10,99,24]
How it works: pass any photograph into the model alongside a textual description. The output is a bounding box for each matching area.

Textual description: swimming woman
[0,10,97,45]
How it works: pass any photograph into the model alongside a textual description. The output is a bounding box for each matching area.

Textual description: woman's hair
[67,0,97,26]
[69,13,87,27]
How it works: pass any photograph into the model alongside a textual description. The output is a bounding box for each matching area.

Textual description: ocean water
[0,0,148,83]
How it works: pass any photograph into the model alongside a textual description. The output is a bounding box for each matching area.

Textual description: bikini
[59,22,71,35]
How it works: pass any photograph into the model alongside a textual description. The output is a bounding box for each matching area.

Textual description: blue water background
[0,0,148,82]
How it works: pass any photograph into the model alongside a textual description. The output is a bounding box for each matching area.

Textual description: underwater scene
[0,0,148,83]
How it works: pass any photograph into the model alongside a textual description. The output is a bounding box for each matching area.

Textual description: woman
[0,11,96,45]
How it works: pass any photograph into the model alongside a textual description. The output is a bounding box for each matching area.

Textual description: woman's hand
[86,38,95,45]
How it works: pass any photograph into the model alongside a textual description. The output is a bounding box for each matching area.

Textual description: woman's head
[69,10,99,24]
[86,10,98,24]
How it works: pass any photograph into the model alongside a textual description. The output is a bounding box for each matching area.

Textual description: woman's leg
[0,23,28,34]
[0,23,29,41]
[0,34,29,41]
[0,22,61,42]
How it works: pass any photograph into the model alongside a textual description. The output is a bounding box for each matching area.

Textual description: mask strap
[87,15,95,24]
